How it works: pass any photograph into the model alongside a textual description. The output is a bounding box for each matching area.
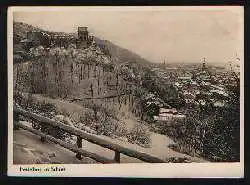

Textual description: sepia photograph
[8,6,244,177]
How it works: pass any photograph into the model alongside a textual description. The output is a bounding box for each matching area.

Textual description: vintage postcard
[8,6,244,177]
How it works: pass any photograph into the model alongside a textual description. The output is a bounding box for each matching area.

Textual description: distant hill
[14,22,43,39]
[94,38,150,66]
[13,21,152,67]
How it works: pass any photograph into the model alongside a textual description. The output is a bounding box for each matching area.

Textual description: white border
[7,6,244,178]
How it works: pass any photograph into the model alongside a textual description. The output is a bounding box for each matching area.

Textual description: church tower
[202,57,207,71]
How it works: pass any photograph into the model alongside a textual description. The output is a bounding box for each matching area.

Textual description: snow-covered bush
[127,123,151,148]
[96,118,128,137]
[80,109,96,127]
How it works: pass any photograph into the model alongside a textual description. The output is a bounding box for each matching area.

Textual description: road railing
[13,106,166,163]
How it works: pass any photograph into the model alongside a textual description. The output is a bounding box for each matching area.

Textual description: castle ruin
[22,26,94,50]
[76,26,93,49]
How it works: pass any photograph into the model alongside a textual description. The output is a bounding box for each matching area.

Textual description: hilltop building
[77,26,90,49]
[20,26,94,50]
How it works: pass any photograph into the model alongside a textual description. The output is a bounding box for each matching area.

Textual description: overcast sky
[13,6,243,64]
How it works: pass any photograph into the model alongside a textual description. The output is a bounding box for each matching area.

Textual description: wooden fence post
[13,112,20,130]
[41,136,46,142]
[76,136,83,160]
[114,151,120,163]
[40,122,47,143]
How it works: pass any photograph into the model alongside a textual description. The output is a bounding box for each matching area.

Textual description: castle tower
[78,27,88,40]
[77,26,89,49]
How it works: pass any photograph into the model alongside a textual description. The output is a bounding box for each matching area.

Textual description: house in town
[153,107,186,121]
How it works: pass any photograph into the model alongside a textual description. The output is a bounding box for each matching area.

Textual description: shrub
[39,100,56,113]
[25,93,37,109]
[102,106,118,119]
[13,92,36,109]
[24,100,70,141]
[56,107,70,117]
[127,123,151,147]
[114,121,128,137]
[13,91,24,106]
[96,117,116,136]
[96,118,128,137]
[80,109,95,126]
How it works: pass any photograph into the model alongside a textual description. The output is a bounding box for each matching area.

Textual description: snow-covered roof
[195,90,200,94]
[178,76,192,80]
[174,82,182,87]
[211,84,224,91]
[210,89,229,97]
[214,101,225,107]
[159,108,177,114]
[198,99,206,105]
[175,114,186,118]
[20,39,33,43]
[191,80,197,85]
[154,114,186,121]
[183,91,193,95]
[159,113,174,117]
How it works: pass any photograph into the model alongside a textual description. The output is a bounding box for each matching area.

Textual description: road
[13,129,97,164]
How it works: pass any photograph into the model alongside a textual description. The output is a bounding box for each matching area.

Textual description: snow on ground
[32,94,88,118]
[81,130,207,163]
[15,121,207,163]
[15,94,207,163]
[119,118,207,162]
[13,129,97,164]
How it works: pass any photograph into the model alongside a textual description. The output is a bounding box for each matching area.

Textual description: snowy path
[15,94,207,163]
[15,120,207,164]
[80,131,207,163]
